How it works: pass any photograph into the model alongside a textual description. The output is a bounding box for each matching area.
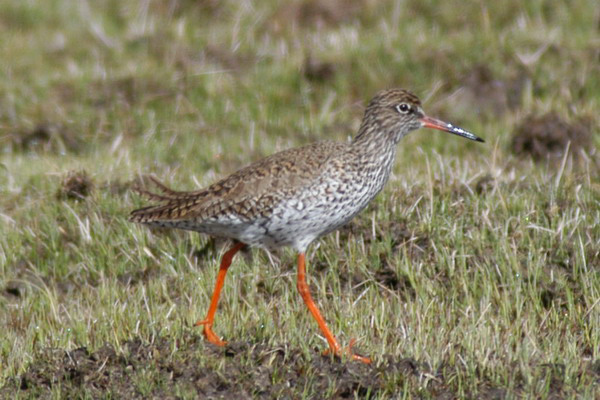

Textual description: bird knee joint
[297,282,309,297]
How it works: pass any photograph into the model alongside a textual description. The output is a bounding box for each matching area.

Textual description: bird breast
[259,147,398,251]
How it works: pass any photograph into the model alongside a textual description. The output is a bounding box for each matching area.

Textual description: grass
[1,0,599,398]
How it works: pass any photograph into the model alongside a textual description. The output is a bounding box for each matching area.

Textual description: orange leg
[296,253,371,364]
[195,242,246,346]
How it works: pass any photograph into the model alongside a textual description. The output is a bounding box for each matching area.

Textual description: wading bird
[130,89,484,363]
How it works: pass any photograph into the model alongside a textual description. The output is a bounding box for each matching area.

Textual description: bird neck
[345,112,403,196]
[347,124,397,192]
[351,115,400,156]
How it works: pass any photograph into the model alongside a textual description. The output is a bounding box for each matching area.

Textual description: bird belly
[262,177,379,251]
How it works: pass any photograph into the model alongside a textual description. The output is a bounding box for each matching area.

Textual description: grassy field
[1,0,599,398]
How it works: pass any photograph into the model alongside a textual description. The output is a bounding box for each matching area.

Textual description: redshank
[130,89,484,363]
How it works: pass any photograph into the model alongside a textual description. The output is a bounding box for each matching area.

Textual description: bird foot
[322,338,371,364]
[194,319,227,346]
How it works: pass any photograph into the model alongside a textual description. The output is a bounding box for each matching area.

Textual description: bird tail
[131,175,189,201]
[129,176,204,223]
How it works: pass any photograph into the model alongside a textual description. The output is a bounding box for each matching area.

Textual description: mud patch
[511,112,592,161]
[57,170,94,200]
[3,334,587,398]
[4,336,386,398]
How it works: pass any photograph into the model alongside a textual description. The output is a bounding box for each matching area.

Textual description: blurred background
[1,0,597,172]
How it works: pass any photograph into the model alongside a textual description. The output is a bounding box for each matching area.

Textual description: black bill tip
[420,115,485,143]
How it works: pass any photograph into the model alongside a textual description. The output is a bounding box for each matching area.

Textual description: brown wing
[129,141,347,224]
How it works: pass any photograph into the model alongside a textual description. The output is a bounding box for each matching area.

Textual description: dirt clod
[3,282,24,298]
[511,112,592,161]
[57,170,94,200]
[475,174,495,194]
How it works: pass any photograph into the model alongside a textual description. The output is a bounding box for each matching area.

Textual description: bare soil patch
[511,112,592,161]
[57,170,94,200]
[3,334,593,398]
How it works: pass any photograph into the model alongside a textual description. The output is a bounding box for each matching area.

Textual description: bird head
[358,89,484,144]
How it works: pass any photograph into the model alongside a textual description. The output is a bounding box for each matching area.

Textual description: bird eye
[396,103,410,114]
